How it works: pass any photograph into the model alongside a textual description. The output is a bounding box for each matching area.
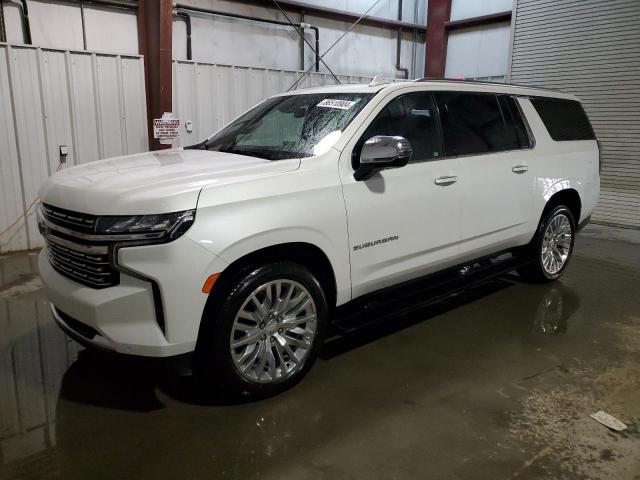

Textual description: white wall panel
[68,53,101,164]
[0,44,148,254]
[3,0,139,55]
[28,0,84,50]
[173,0,426,79]
[445,22,511,79]
[84,7,139,56]
[121,57,149,154]
[0,51,27,253]
[172,60,373,147]
[8,46,49,251]
[95,55,126,159]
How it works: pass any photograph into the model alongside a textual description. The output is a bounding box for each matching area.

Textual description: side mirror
[354,135,412,181]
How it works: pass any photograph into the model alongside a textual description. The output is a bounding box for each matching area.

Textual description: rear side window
[498,95,532,149]
[434,92,522,156]
[530,97,595,141]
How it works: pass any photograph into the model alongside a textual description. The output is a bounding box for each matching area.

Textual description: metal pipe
[17,0,32,44]
[395,0,409,79]
[177,4,294,28]
[175,11,192,60]
[299,13,304,71]
[310,25,319,72]
[73,0,137,10]
[80,2,87,49]
[0,1,7,43]
[410,0,419,78]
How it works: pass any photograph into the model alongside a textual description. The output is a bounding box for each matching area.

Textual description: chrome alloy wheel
[541,213,573,276]
[229,280,317,383]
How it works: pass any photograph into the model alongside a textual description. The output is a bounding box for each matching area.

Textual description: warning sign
[153,114,180,141]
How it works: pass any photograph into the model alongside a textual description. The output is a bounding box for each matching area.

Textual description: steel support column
[424,0,451,78]
[137,0,173,150]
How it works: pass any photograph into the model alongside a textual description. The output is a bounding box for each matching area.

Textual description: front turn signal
[202,273,221,294]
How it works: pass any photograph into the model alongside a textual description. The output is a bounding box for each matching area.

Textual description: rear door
[433,92,534,258]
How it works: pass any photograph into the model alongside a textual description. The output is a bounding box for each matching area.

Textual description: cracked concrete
[0,225,639,479]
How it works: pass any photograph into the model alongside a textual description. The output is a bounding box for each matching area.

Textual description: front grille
[42,203,97,234]
[46,237,119,289]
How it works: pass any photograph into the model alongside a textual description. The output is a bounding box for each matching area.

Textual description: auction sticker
[317,99,357,110]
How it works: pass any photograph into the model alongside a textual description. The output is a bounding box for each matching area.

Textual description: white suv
[38,79,600,395]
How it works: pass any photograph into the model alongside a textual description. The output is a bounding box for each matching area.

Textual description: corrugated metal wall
[510,0,640,229]
[0,43,148,254]
[172,60,374,147]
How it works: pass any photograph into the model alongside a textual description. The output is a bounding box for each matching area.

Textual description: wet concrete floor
[1,225,639,479]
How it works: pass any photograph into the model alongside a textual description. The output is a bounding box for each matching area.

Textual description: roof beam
[235,0,426,33]
[444,11,512,31]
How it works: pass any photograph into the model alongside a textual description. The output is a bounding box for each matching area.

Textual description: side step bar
[331,248,534,336]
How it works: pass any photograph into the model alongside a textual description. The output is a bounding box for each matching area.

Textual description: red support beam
[424,0,452,78]
[137,0,173,151]
[445,11,512,31]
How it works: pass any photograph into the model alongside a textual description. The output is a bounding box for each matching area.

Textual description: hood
[38,149,300,215]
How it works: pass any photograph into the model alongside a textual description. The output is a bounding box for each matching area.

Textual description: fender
[196,227,351,306]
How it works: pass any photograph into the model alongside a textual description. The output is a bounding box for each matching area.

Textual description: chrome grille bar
[45,234,119,289]
[42,203,97,233]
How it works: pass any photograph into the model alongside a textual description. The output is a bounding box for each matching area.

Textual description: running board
[331,248,534,336]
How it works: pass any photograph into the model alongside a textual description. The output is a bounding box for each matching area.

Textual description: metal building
[510,0,640,228]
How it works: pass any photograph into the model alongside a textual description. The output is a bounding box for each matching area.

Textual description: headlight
[95,209,195,241]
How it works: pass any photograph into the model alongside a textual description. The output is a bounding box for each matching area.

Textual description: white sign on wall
[153,112,180,144]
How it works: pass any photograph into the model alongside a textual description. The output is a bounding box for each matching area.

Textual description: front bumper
[39,235,227,357]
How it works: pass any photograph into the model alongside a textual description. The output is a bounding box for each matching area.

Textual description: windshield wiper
[217,147,269,159]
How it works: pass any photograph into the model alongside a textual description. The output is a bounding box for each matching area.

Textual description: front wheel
[518,205,576,283]
[197,262,328,397]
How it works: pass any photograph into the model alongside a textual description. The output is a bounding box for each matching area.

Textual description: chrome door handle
[434,176,458,186]
[512,165,528,174]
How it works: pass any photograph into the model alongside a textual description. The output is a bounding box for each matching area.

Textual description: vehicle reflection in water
[522,283,580,342]
[534,287,568,335]
[0,269,580,478]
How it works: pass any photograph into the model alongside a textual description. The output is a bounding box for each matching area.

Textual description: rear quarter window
[530,97,595,141]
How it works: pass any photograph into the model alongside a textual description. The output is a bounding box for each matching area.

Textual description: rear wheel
[518,205,576,283]
[197,262,328,397]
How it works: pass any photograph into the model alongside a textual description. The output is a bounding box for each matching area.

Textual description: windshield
[197,93,374,160]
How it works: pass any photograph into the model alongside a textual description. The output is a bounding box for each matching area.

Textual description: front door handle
[512,165,528,174]
[434,176,458,186]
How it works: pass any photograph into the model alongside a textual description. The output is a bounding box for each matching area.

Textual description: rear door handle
[434,176,458,186]
[512,165,528,174]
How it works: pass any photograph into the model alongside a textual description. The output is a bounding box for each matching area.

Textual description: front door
[339,91,463,299]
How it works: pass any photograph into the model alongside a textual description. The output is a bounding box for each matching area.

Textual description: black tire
[196,261,328,398]
[518,205,576,283]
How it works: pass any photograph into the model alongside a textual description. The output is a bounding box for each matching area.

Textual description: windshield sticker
[317,99,357,110]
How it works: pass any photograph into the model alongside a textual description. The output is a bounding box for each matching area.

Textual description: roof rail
[413,77,564,93]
